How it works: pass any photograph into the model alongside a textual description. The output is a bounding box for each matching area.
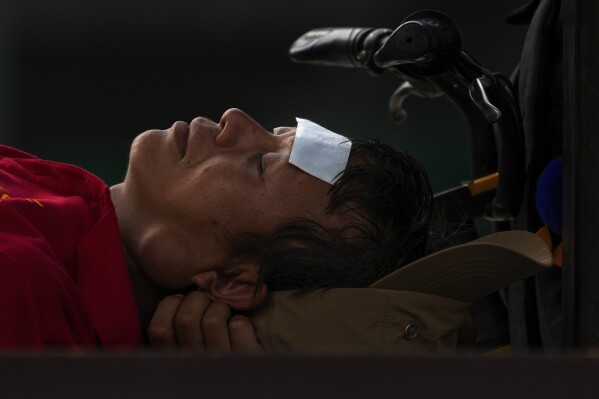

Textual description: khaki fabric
[370,230,552,301]
[250,231,552,354]
[251,289,471,354]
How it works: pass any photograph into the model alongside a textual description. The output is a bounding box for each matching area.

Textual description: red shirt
[0,146,143,349]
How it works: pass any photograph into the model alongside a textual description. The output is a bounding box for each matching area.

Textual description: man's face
[112,108,340,290]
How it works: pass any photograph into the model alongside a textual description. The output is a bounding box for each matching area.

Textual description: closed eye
[257,153,265,179]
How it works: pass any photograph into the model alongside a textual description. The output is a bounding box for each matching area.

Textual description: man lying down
[0,108,551,351]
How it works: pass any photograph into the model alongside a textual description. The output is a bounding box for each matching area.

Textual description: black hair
[229,138,437,291]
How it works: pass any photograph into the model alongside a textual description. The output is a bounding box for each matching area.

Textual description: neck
[110,183,161,342]
[122,248,162,341]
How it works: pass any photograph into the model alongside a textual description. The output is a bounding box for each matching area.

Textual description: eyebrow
[283,134,295,149]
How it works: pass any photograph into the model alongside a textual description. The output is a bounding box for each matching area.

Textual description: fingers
[229,315,263,353]
[202,302,232,352]
[147,294,184,347]
[147,292,263,354]
[147,292,212,349]
[173,291,212,350]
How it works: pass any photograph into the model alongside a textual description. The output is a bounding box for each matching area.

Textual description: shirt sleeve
[0,227,98,349]
[0,251,45,348]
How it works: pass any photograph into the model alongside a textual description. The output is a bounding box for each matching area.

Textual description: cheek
[136,226,189,289]
[274,176,332,218]
[194,178,268,229]
[135,224,225,290]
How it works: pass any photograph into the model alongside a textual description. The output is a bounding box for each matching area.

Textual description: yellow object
[467,172,499,196]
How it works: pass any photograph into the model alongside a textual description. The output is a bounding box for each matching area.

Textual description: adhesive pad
[289,118,352,184]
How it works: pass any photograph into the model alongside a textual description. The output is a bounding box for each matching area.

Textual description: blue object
[535,156,563,235]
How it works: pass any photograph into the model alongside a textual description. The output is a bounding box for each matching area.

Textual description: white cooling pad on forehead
[289,118,352,184]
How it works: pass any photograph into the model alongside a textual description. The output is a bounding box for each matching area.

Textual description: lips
[173,121,190,158]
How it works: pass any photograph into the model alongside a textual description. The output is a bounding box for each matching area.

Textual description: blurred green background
[0,0,528,192]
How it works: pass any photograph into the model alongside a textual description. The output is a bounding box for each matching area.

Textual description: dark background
[0,0,527,190]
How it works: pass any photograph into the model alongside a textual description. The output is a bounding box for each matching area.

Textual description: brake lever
[470,76,502,123]
[388,80,443,124]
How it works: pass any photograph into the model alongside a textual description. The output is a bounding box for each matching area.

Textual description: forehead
[260,156,331,220]
[289,118,352,185]
[266,118,352,207]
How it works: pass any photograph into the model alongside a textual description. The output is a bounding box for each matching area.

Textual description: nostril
[215,108,270,149]
[214,125,237,148]
[215,109,251,148]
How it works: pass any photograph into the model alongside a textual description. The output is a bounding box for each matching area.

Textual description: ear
[191,262,269,311]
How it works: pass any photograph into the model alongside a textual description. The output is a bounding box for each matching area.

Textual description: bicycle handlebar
[289,10,525,221]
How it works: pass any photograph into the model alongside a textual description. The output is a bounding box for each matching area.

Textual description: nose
[215,108,269,149]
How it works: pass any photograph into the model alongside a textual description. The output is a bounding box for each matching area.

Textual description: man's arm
[0,252,45,347]
[147,291,262,353]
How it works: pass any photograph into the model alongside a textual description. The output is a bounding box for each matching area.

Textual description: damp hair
[228,137,442,291]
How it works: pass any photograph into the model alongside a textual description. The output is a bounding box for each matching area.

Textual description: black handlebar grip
[289,27,390,69]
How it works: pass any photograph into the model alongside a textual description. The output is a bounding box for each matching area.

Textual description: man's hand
[147,291,263,353]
